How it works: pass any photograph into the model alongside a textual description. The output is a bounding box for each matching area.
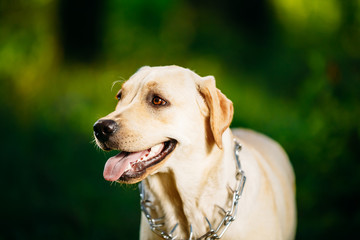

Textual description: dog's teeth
[129,143,164,170]
[151,144,162,154]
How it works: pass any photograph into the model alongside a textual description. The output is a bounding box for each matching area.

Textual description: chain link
[139,139,246,240]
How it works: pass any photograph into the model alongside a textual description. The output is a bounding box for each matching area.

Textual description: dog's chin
[102,139,177,184]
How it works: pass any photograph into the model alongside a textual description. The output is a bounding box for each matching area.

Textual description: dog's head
[94,66,233,184]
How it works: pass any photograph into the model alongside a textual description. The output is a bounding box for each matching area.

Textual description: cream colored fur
[98,65,296,239]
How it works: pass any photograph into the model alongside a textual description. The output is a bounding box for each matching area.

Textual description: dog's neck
[142,129,238,238]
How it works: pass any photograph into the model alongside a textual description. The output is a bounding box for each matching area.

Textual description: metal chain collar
[139,139,246,240]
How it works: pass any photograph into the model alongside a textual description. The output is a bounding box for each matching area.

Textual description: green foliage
[1,0,359,239]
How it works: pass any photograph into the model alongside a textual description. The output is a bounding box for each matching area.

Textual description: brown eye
[152,96,167,106]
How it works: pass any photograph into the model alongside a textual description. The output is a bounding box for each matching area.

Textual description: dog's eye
[116,91,122,101]
[152,96,167,106]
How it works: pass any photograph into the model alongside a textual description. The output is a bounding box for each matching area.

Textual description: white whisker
[111,79,126,92]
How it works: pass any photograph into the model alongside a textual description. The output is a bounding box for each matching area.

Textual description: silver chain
[139,139,246,240]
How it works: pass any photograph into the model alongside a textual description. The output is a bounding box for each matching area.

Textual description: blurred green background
[1,0,359,239]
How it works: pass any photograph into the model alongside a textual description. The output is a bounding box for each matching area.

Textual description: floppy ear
[197,76,234,149]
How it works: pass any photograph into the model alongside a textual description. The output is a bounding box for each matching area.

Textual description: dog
[93,65,296,240]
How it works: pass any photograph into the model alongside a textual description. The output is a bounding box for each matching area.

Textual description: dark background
[1,0,359,239]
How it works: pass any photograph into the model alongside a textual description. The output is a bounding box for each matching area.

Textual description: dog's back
[232,128,297,240]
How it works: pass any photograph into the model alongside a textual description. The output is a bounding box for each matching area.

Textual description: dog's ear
[197,76,233,149]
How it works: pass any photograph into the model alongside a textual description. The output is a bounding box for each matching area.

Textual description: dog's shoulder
[232,128,295,183]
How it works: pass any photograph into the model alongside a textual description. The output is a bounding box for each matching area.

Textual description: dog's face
[94,66,233,184]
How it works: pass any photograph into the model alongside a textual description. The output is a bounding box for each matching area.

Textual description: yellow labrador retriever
[93,65,296,240]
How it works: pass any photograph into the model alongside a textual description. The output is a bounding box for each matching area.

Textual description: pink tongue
[103,150,148,181]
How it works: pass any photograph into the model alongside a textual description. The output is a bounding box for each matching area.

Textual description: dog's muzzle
[93,119,118,143]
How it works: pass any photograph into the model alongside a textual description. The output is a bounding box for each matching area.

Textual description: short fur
[95,65,296,239]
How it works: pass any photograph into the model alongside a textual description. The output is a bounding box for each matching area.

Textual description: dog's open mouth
[103,140,177,183]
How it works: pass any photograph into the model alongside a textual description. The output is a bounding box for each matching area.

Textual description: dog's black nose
[93,119,118,142]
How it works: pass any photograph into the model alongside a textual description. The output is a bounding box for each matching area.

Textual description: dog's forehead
[125,66,197,92]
